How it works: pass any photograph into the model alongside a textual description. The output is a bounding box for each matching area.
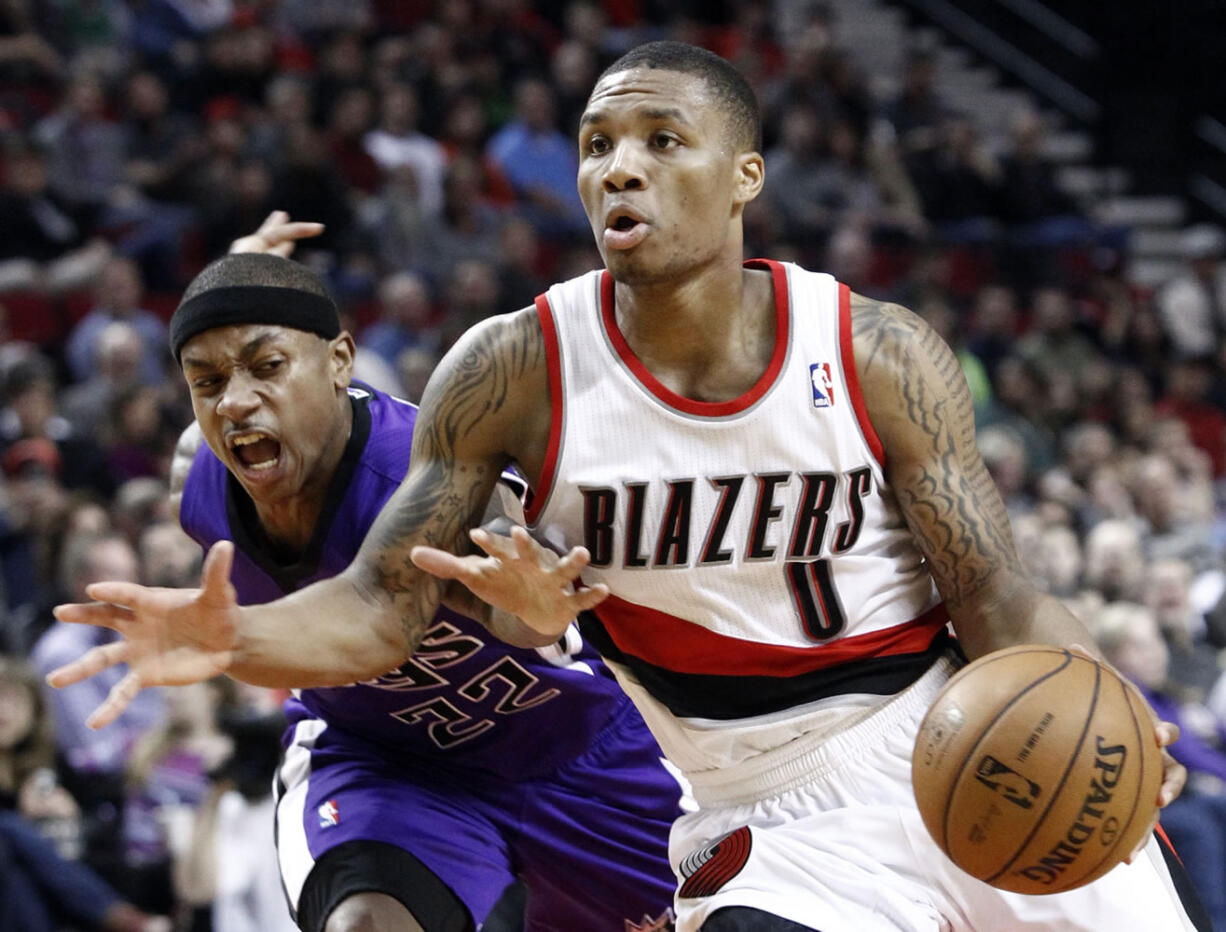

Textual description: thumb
[200,541,236,602]
[410,545,470,580]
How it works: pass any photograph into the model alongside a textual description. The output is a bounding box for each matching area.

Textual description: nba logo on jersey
[318,799,339,827]
[810,363,835,408]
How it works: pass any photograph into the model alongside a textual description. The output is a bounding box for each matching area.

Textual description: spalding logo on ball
[911,645,1162,895]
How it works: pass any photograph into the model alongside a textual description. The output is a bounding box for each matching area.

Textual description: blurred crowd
[0,0,1224,930]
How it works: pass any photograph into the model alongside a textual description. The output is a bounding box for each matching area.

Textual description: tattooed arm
[48,310,563,719]
[851,291,1187,821]
[850,292,1098,658]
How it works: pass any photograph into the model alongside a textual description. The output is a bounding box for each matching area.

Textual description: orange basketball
[911,645,1162,895]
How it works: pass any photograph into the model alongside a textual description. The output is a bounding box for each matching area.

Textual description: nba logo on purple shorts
[318,799,339,827]
[810,363,835,408]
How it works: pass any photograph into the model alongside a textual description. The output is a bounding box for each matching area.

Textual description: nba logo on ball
[810,363,835,408]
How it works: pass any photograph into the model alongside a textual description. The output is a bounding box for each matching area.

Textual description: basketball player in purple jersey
[53,45,1208,931]
[83,222,682,930]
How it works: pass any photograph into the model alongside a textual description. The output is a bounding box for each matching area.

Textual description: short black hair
[181,253,331,302]
[171,254,339,360]
[596,41,761,152]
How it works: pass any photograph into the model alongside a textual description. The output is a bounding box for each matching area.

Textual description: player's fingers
[1157,750,1186,807]
[411,545,479,580]
[554,546,592,581]
[1125,813,1159,864]
[470,526,517,560]
[257,209,289,233]
[507,525,556,569]
[265,221,325,248]
[1155,720,1180,748]
[201,541,236,604]
[86,670,143,730]
[52,600,134,630]
[45,641,130,688]
[568,582,609,612]
[82,581,147,610]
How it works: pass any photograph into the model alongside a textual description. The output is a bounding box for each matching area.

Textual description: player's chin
[604,253,671,286]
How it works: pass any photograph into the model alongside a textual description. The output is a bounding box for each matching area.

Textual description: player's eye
[586,135,610,156]
[256,359,284,375]
[652,132,678,149]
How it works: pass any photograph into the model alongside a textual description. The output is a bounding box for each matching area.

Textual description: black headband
[169,285,341,360]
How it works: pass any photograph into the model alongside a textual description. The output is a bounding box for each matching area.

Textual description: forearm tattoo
[851,294,1021,613]
[357,312,545,649]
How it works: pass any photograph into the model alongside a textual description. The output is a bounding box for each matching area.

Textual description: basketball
[911,645,1163,895]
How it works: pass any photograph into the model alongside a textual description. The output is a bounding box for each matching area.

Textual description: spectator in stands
[1143,557,1225,695]
[356,160,429,273]
[1082,518,1145,603]
[33,71,127,212]
[977,424,1033,516]
[102,384,167,482]
[0,655,170,932]
[359,271,439,370]
[883,48,947,162]
[486,76,587,239]
[1094,601,1226,931]
[396,345,441,405]
[1158,223,1226,362]
[418,154,506,283]
[247,73,314,170]
[1157,354,1226,479]
[0,140,112,298]
[1130,451,1217,574]
[65,257,168,387]
[31,531,166,781]
[1014,286,1101,383]
[976,355,1058,476]
[965,284,1021,381]
[324,85,382,195]
[439,256,502,351]
[269,126,354,257]
[908,113,1001,243]
[763,104,836,249]
[137,520,201,591]
[997,108,1093,253]
[0,354,116,497]
[364,82,448,220]
[35,70,196,289]
[121,70,204,206]
[61,321,147,441]
[496,214,548,308]
[123,677,235,916]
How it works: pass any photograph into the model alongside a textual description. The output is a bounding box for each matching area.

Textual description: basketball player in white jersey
[52,42,1208,931]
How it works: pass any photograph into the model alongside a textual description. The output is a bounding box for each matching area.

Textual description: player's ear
[329,332,356,388]
[732,150,764,206]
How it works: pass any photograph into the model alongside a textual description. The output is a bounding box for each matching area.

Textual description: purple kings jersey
[179,384,630,780]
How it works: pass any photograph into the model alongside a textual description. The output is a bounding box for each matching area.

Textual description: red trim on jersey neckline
[598,259,790,417]
[593,595,949,677]
[839,282,885,467]
[525,293,564,524]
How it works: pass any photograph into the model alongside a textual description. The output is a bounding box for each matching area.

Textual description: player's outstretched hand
[47,541,243,730]
[229,210,324,257]
[411,525,609,641]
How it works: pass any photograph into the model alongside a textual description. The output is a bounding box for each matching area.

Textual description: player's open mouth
[603,208,649,250]
[230,430,282,473]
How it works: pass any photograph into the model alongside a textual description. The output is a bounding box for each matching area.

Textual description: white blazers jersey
[528,261,950,779]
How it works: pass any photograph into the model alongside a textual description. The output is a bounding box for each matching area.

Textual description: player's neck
[613,263,776,402]
[250,395,353,556]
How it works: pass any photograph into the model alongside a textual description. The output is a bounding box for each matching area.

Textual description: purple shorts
[275,695,681,931]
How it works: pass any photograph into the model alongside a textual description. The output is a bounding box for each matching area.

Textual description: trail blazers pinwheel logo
[678,826,753,898]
